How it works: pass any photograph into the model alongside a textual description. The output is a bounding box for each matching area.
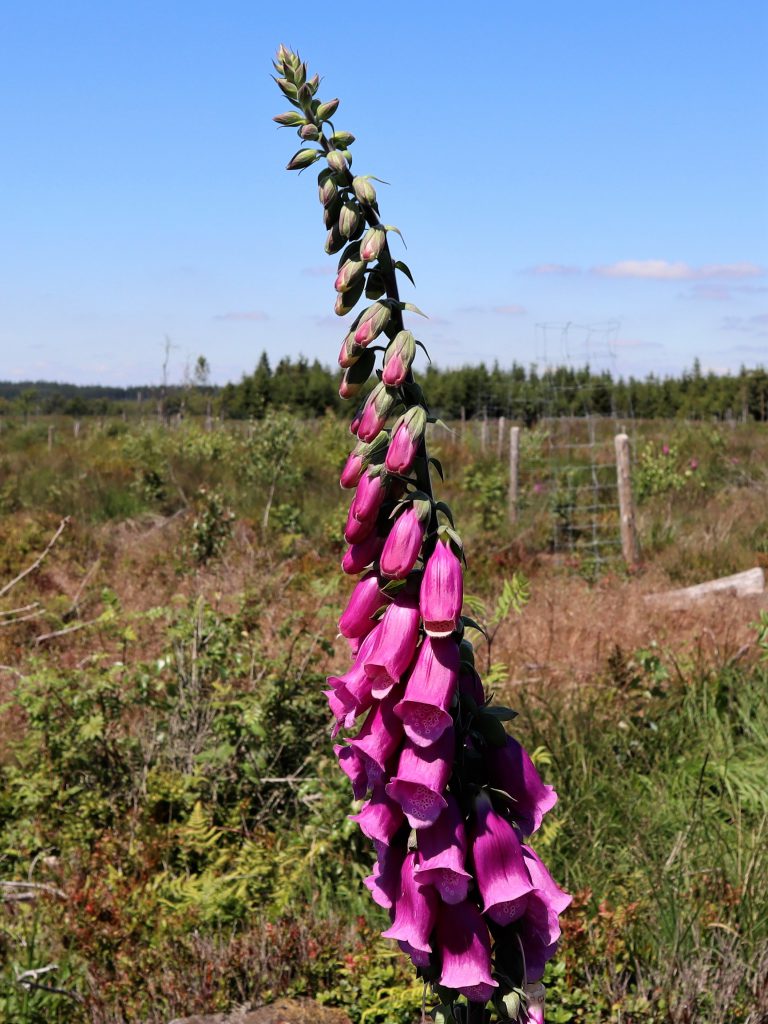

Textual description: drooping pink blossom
[435,899,498,1003]
[342,531,383,575]
[420,539,463,637]
[338,573,389,639]
[385,406,427,475]
[347,687,404,788]
[414,793,471,904]
[344,501,376,544]
[379,503,429,579]
[386,728,454,828]
[334,743,368,800]
[512,855,571,985]
[393,635,459,746]
[350,786,405,846]
[469,791,534,926]
[364,839,407,909]
[523,983,546,1024]
[351,469,387,523]
[340,450,365,489]
[363,593,420,698]
[485,735,558,836]
[381,851,438,967]
[382,330,416,387]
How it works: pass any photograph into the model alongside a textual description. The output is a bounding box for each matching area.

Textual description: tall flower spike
[274,48,569,1020]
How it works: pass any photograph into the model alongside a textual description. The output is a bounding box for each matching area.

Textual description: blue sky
[1,1,766,385]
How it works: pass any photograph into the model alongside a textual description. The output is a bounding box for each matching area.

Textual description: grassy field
[0,413,766,1023]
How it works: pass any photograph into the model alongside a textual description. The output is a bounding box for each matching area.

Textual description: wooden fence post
[614,433,641,567]
[47,425,54,452]
[508,425,520,524]
[480,412,488,452]
[497,416,505,459]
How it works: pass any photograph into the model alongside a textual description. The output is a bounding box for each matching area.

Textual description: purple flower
[379,501,430,579]
[356,382,397,442]
[340,450,365,489]
[350,785,405,845]
[414,793,471,904]
[435,899,498,1003]
[459,665,486,705]
[334,743,368,800]
[420,539,463,637]
[507,846,571,984]
[351,469,387,523]
[385,407,427,475]
[364,839,406,909]
[470,791,534,926]
[363,593,421,698]
[347,687,404,788]
[382,330,416,388]
[342,532,384,575]
[393,635,459,746]
[338,573,389,639]
[662,444,670,455]
[523,983,546,1024]
[689,458,698,470]
[386,728,454,828]
[345,502,376,544]
[381,851,438,967]
[485,736,558,835]
[326,625,381,732]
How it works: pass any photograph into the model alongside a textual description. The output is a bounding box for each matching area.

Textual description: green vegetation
[0,415,766,1022]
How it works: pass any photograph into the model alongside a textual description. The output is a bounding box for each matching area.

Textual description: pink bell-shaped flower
[381,851,438,968]
[420,539,463,637]
[364,839,406,909]
[350,785,405,846]
[485,736,558,836]
[386,727,454,828]
[338,573,389,639]
[363,593,421,698]
[414,793,471,904]
[379,501,430,579]
[385,406,427,475]
[469,791,535,926]
[351,468,387,523]
[435,899,498,1003]
[393,635,459,746]
[347,687,404,788]
[342,531,383,575]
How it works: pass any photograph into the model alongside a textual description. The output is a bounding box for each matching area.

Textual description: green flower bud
[326,150,348,174]
[353,301,392,347]
[339,200,363,240]
[307,73,320,95]
[318,170,337,207]
[340,148,353,167]
[275,77,299,101]
[316,98,340,121]
[382,330,416,386]
[286,148,320,171]
[273,111,306,127]
[298,123,321,141]
[338,331,366,367]
[335,258,367,294]
[325,225,345,255]
[331,131,356,148]
[360,224,387,262]
[352,176,377,205]
[323,194,343,229]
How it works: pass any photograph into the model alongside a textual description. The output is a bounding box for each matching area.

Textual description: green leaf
[461,615,488,638]
[394,260,415,286]
[428,456,444,480]
[434,500,455,527]
[483,705,518,721]
[474,710,508,747]
[383,224,406,247]
[401,301,428,318]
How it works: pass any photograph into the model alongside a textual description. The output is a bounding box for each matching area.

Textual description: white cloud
[593,259,763,281]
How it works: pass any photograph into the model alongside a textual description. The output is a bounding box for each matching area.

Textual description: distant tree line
[2,355,767,422]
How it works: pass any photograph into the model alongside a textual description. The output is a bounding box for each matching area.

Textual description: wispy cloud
[720,313,768,334]
[492,304,527,315]
[613,337,664,350]
[593,259,763,281]
[214,310,269,322]
[525,263,581,276]
[302,265,335,277]
[681,284,733,301]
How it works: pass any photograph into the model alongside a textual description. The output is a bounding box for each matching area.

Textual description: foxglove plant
[272,45,569,1024]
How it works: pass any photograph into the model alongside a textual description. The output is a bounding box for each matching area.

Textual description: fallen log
[644,567,765,611]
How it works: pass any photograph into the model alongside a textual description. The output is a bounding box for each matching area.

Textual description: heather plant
[273,46,569,1024]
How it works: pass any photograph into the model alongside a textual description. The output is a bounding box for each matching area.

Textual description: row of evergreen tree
[2,355,768,422]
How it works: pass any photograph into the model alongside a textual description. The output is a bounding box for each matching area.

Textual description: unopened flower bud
[352,176,377,205]
[286,148,320,171]
[354,301,392,347]
[274,111,307,127]
[318,170,337,207]
[298,123,321,140]
[379,500,431,579]
[275,77,299,100]
[339,349,376,399]
[360,225,387,262]
[326,150,347,174]
[331,130,356,148]
[340,433,388,489]
[323,194,343,229]
[325,225,345,254]
[357,382,399,442]
[385,406,427,474]
[316,98,340,121]
[382,331,416,386]
[335,258,367,294]
[339,200,363,240]
[335,279,365,317]
[338,333,366,368]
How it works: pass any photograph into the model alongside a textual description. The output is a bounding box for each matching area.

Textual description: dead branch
[1,880,68,900]
[0,517,70,600]
[33,616,101,646]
